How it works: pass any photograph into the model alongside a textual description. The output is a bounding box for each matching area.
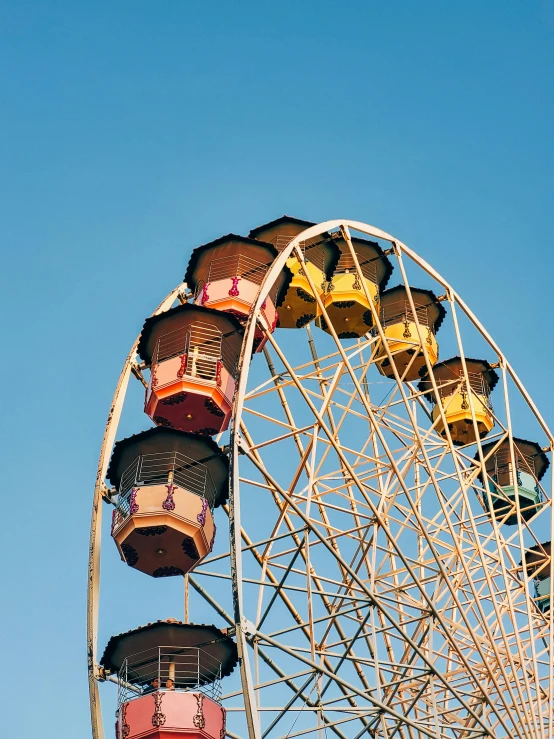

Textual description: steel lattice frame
[88,219,554,739]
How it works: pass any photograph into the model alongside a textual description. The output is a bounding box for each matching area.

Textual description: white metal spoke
[90,219,553,739]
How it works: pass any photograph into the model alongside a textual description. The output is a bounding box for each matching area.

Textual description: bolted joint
[95,664,109,681]
[100,481,116,504]
[241,617,257,637]
[130,362,148,389]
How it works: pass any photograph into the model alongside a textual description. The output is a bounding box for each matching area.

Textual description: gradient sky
[1,2,553,737]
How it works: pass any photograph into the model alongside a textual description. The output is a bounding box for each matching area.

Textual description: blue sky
[1,2,553,737]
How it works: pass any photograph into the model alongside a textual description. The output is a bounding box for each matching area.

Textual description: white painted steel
[89,221,553,739]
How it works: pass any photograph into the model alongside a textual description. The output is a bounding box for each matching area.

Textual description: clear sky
[1,2,553,737]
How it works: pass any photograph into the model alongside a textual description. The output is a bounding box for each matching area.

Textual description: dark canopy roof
[101,620,238,684]
[418,357,499,399]
[332,234,394,290]
[137,303,244,365]
[184,234,278,287]
[380,285,446,332]
[248,215,340,279]
[107,427,229,506]
[477,437,550,481]
[249,215,316,239]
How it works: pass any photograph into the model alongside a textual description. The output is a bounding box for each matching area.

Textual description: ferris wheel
[88,217,554,739]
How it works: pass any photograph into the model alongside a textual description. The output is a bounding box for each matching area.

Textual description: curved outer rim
[229,220,554,739]
[87,285,184,739]
[88,219,554,739]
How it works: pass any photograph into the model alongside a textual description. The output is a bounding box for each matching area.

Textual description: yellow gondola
[418,357,498,445]
[375,285,446,381]
[249,216,339,328]
[316,234,393,338]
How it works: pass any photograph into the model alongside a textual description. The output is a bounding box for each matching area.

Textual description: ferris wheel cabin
[316,233,393,339]
[375,285,446,381]
[249,216,339,329]
[101,621,237,739]
[184,234,291,352]
[108,427,228,577]
[523,542,552,614]
[475,438,548,525]
[138,304,244,436]
[418,357,499,445]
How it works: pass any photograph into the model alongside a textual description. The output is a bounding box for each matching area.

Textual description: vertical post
[191,345,199,377]
[184,574,189,623]
[158,647,161,691]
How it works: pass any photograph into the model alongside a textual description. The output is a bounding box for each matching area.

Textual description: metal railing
[273,235,326,274]
[115,451,217,510]
[380,300,432,329]
[153,321,238,378]
[334,252,378,283]
[434,370,491,402]
[117,646,223,710]
[194,253,281,307]
[274,235,306,253]
[488,449,541,493]
[195,253,270,289]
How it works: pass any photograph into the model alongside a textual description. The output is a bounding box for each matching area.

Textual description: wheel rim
[89,219,553,739]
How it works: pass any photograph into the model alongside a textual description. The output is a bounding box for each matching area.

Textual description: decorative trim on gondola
[296,313,315,329]
[160,391,188,406]
[205,397,225,417]
[197,497,209,526]
[193,693,206,729]
[153,416,173,427]
[196,427,219,436]
[338,331,359,339]
[162,483,176,511]
[153,565,185,578]
[152,692,166,727]
[120,702,130,738]
[130,488,139,514]
[335,300,356,309]
[111,509,121,534]
[182,536,200,561]
[177,354,188,379]
[122,544,139,567]
[296,287,316,303]
[136,525,168,536]
[228,276,241,297]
